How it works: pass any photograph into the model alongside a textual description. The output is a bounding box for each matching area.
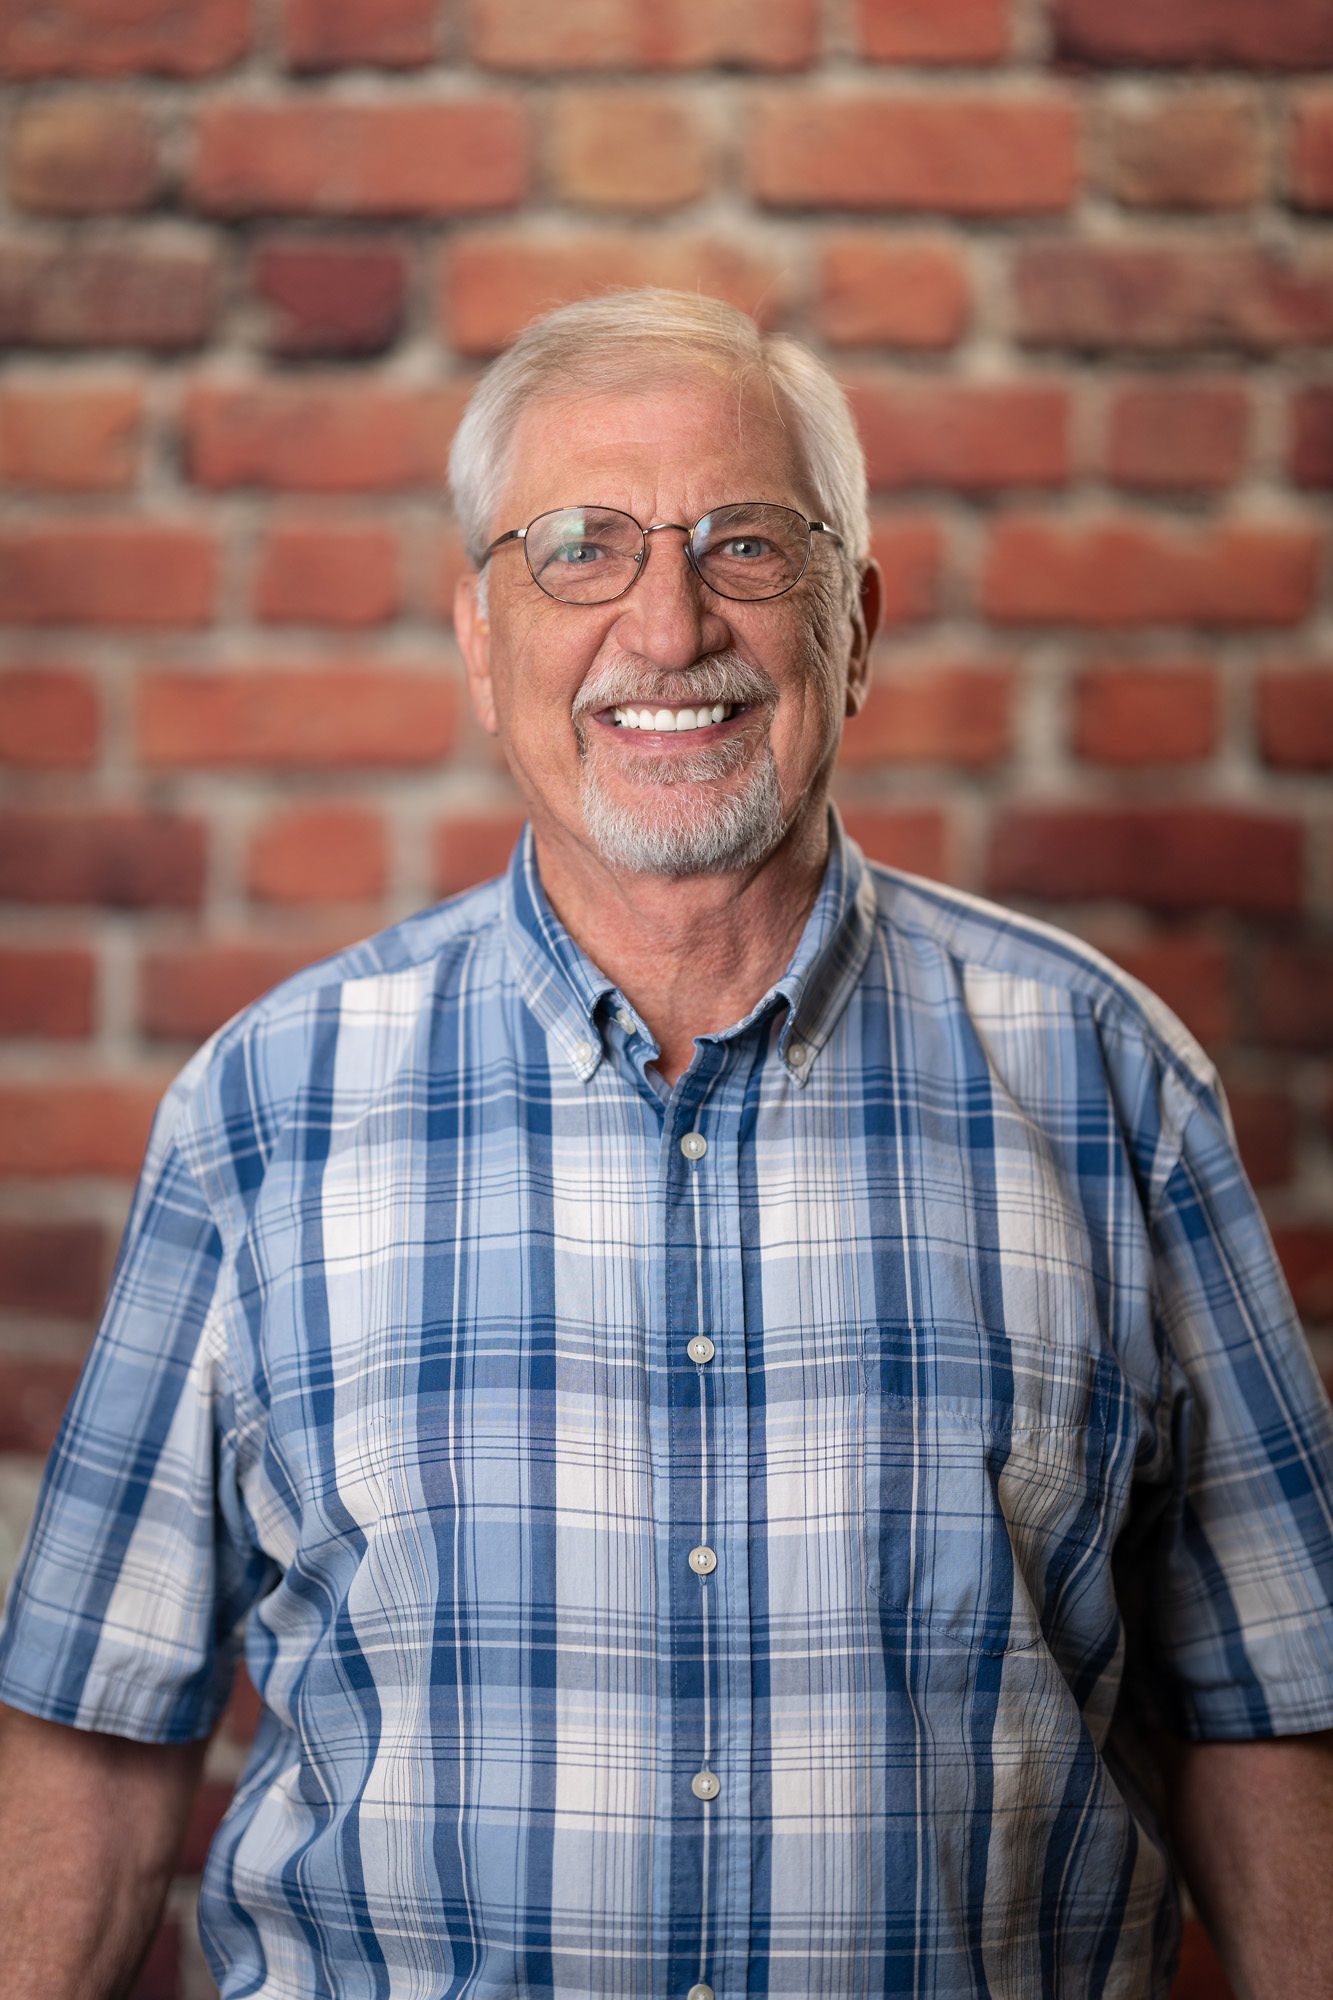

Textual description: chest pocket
[860,1324,1120,1658]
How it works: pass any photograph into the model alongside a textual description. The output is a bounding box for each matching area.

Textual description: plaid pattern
[2,814,1331,2000]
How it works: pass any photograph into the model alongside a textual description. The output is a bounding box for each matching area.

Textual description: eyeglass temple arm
[477,527,527,569]
[810,522,843,547]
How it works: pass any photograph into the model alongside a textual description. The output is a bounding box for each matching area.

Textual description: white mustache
[571,651,776,723]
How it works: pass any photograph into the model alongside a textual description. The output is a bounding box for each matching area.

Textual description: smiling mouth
[607,702,739,733]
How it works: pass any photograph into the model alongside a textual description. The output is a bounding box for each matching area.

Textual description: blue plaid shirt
[2,815,1331,2000]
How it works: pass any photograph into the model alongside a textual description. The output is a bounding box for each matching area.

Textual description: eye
[550,540,607,566]
[719,535,772,560]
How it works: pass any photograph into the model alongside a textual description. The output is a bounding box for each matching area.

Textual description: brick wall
[2,3,1331,1992]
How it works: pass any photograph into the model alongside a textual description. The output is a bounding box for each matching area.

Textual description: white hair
[447,288,870,576]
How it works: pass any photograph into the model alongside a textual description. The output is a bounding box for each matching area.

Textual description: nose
[610,524,733,671]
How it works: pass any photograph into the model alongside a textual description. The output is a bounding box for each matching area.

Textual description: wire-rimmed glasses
[478,502,844,605]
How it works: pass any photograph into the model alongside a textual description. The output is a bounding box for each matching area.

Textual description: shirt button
[691,1771,720,1801]
[680,1131,707,1161]
[572,1040,595,1065]
[687,1336,715,1364]
[689,1545,717,1575]
[687,1986,715,2000]
[787,1039,809,1067]
[614,1008,635,1032]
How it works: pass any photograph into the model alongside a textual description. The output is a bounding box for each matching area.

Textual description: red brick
[0,1357,82,1451]
[1253,943,1333,1051]
[468,0,817,72]
[1289,92,1333,209]
[856,0,1008,63]
[442,233,785,356]
[248,805,388,905]
[0,236,217,350]
[840,661,1015,768]
[183,380,467,492]
[1105,379,1249,491]
[253,237,409,358]
[253,519,401,626]
[0,379,143,491]
[282,0,437,69]
[0,946,96,1036]
[0,667,100,768]
[0,0,249,78]
[983,517,1319,629]
[818,238,970,349]
[868,516,945,627]
[1290,387,1333,489]
[749,94,1079,216]
[1270,1227,1333,1322]
[1072,661,1220,765]
[0,1079,165,1178]
[1053,0,1333,69]
[137,667,458,769]
[1257,664,1333,770]
[0,521,216,628]
[0,1220,105,1318]
[190,99,529,217]
[549,91,712,212]
[127,1918,181,2000]
[847,377,1069,492]
[1224,1081,1298,1190]
[220,1669,263,1749]
[7,95,159,212]
[0,806,206,908]
[1013,241,1333,353]
[1106,89,1262,210]
[987,806,1304,916]
[140,940,341,1040]
[834,805,951,882]
[433,812,526,898]
[1084,928,1235,1049]
[180,1780,238,1875]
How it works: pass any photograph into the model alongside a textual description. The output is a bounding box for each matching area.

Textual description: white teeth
[611,703,735,732]
[710,703,725,723]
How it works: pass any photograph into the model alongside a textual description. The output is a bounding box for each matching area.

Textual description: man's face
[456,370,875,883]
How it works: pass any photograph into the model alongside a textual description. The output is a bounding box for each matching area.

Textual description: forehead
[495,370,811,528]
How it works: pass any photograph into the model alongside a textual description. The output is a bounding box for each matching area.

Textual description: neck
[532,806,831,1085]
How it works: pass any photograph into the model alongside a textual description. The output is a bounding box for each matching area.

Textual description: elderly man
[1,291,1331,2000]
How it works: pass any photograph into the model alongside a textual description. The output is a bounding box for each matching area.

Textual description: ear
[455,571,499,737]
[844,559,881,719]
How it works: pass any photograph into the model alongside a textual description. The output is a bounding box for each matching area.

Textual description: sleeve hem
[0,1653,226,1745]
[1158,1670,1333,1742]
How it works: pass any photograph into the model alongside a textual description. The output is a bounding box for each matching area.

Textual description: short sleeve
[0,1085,271,1744]
[1140,1081,1333,1741]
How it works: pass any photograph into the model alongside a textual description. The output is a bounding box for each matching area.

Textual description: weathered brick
[1270,1226,1333,1322]
[1013,240,1333,352]
[0,521,216,627]
[1253,943,1333,1050]
[433,812,526,899]
[987,805,1304,916]
[1290,386,1333,489]
[818,238,970,349]
[137,667,458,769]
[1289,91,1333,209]
[868,517,945,627]
[983,516,1319,629]
[1224,1081,1298,1190]
[1105,89,1262,210]
[0,1220,105,1318]
[1257,663,1333,770]
[0,945,96,1036]
[141,940,340,1040]
[0,1079,165,1178]
[248,805,389,904]
[442,233,785,357]
[0,806,206,907]
[282,0,438,69]
[0,667,99,769]
[839,661,1015,768]
[749,93,1079,215]
[7,94,159,212]
[1052,0,1333,71]
[190,99,530,217]
[549,91,712,212]
[833,805,951,882]
[252,237,409,357]
[1072,661,1219,764]
[847,377,1070,491]
[0,1358,83,1452]
[253,519,401,626]
[856,0,1008,63]
[0,236,218,350]
[1085,928,1235,1049]
[0,379,143,491]
[0,0,250,78]
[183,380,466,492]
[468,0,817,72]
[1105,378,1249,491]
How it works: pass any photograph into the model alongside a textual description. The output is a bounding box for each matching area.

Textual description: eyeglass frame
[476,502,845,606]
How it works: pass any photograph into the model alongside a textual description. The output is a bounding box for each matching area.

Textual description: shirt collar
[500,807,877,1086]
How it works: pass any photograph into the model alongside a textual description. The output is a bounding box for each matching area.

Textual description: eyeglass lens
[523,503,813,604]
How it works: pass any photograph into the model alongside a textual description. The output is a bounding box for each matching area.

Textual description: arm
[0,1702,207,2000]
[1156,1728,1333,2000]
